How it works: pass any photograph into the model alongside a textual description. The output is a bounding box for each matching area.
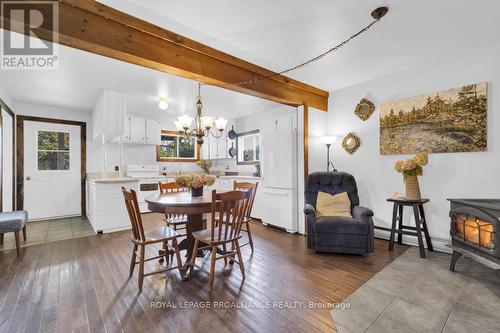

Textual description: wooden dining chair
[188,189,252,291]
[233,181,258,252]
[159,181,189,232]
[122,187,183,293]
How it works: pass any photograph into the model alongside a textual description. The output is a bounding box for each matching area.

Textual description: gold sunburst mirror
[354,98,375,121]
[342,132,361,154]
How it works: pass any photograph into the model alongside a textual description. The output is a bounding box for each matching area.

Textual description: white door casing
[24,121,81,220]
[1,109,14,212]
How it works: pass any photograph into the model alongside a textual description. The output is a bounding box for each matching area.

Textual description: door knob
[26,176,32,180]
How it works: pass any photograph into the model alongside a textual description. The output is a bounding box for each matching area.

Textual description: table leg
[180,213,204,276]
[389,203,398,251]
[412,205,426,258]
[418,204,433,251]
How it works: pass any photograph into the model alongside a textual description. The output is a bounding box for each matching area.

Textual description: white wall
[327,41,500,248]
[308,107,328,174]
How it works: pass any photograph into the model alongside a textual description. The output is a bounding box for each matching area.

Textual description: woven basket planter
[405,175,421,200]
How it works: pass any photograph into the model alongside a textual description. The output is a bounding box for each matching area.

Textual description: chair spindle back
[122,187,146,242]
[233,181,258,220]
[211,189,252,243]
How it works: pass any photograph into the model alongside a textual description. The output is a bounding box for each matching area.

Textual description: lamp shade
[174,121,184,132]
[214,117,228,131]
[200,116,214,129]
[177,115,194,129]
[321,136,337,145]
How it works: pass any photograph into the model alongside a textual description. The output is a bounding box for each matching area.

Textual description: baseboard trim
[374,228,452,254]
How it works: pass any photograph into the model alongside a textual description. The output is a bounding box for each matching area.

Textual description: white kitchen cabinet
[87,178,138,233]
[92,89,126,140]
[128,116,146,143]
[201,136,211,160]
[206,136,228,159]
[117,116,160,145]
[145,118,161,144]
[201,119,236,160]
[218,178,231,191]
[218,137,228,159]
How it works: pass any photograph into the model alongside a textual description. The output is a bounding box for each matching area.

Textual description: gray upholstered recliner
[304,172,374,255]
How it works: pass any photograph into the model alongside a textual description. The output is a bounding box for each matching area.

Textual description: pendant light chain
[177,7,389,144]
[202,7,388,88]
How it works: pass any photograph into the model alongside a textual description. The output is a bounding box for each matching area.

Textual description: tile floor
[331,247,500,333]
[0,216,94,251]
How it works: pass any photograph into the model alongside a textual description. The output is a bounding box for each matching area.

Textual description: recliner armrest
[304,204,316,215]
[352,206,374,222]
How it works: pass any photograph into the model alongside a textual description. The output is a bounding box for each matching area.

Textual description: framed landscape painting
[380,82,487,155]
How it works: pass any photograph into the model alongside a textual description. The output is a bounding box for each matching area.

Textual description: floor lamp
[321,136,337,172]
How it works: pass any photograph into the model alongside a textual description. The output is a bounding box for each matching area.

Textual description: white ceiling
[101,0,500,91]
[0,34,282,118]
[2,0,499,115]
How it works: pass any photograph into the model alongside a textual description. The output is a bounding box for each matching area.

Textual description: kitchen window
[237,130,260,165]
[37,130,70,170]
[156,130,200,162]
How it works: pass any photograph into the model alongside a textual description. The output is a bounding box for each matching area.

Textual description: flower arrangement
[394,152,428,180]
[196,159,212,174]
[394,152,428,200]
[176,174,215,189]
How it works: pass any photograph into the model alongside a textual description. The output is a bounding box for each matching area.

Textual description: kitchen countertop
[161,172,260,180]
[87,172,138,183]
[216,175,261,180]
[87,172,260,183]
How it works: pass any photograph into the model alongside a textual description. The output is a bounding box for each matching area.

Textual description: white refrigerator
[260,114,298,233]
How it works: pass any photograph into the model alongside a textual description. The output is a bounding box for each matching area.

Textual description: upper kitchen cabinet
[128,115,146,142]
[92,89,126,140]
[202,118,235,160]
[122,116,161,145]
[146,118,161,144]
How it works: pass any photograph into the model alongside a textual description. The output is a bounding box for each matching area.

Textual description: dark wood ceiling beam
[0,0,329,111]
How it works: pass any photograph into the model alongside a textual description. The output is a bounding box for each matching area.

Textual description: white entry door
[24,121,81,220]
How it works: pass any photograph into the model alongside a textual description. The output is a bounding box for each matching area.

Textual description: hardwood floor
[0,214,408,333]
[0,217,94,251]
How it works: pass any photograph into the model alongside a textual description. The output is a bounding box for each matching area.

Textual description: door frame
[16,116,87,217]
[0,98,16,212]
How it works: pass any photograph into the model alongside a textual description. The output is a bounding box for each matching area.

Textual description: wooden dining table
[145,191,215,274]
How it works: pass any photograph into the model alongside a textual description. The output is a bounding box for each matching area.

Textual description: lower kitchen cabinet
[87,179,138,233]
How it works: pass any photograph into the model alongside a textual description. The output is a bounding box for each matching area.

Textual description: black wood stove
[448,199,500,271]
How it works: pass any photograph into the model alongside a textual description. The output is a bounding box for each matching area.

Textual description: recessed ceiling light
[158,96,169,110]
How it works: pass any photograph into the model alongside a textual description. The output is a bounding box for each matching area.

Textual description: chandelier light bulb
[200,116,214,129]
[174,120,184,132]
[214,117,228,131]
[177,115,193,129]
[158,96,169,110]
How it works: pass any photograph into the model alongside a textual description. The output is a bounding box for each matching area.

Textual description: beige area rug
[331,247,500,333]
[0,216,94,252]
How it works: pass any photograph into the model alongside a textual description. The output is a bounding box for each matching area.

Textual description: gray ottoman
[0,210,28,255]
